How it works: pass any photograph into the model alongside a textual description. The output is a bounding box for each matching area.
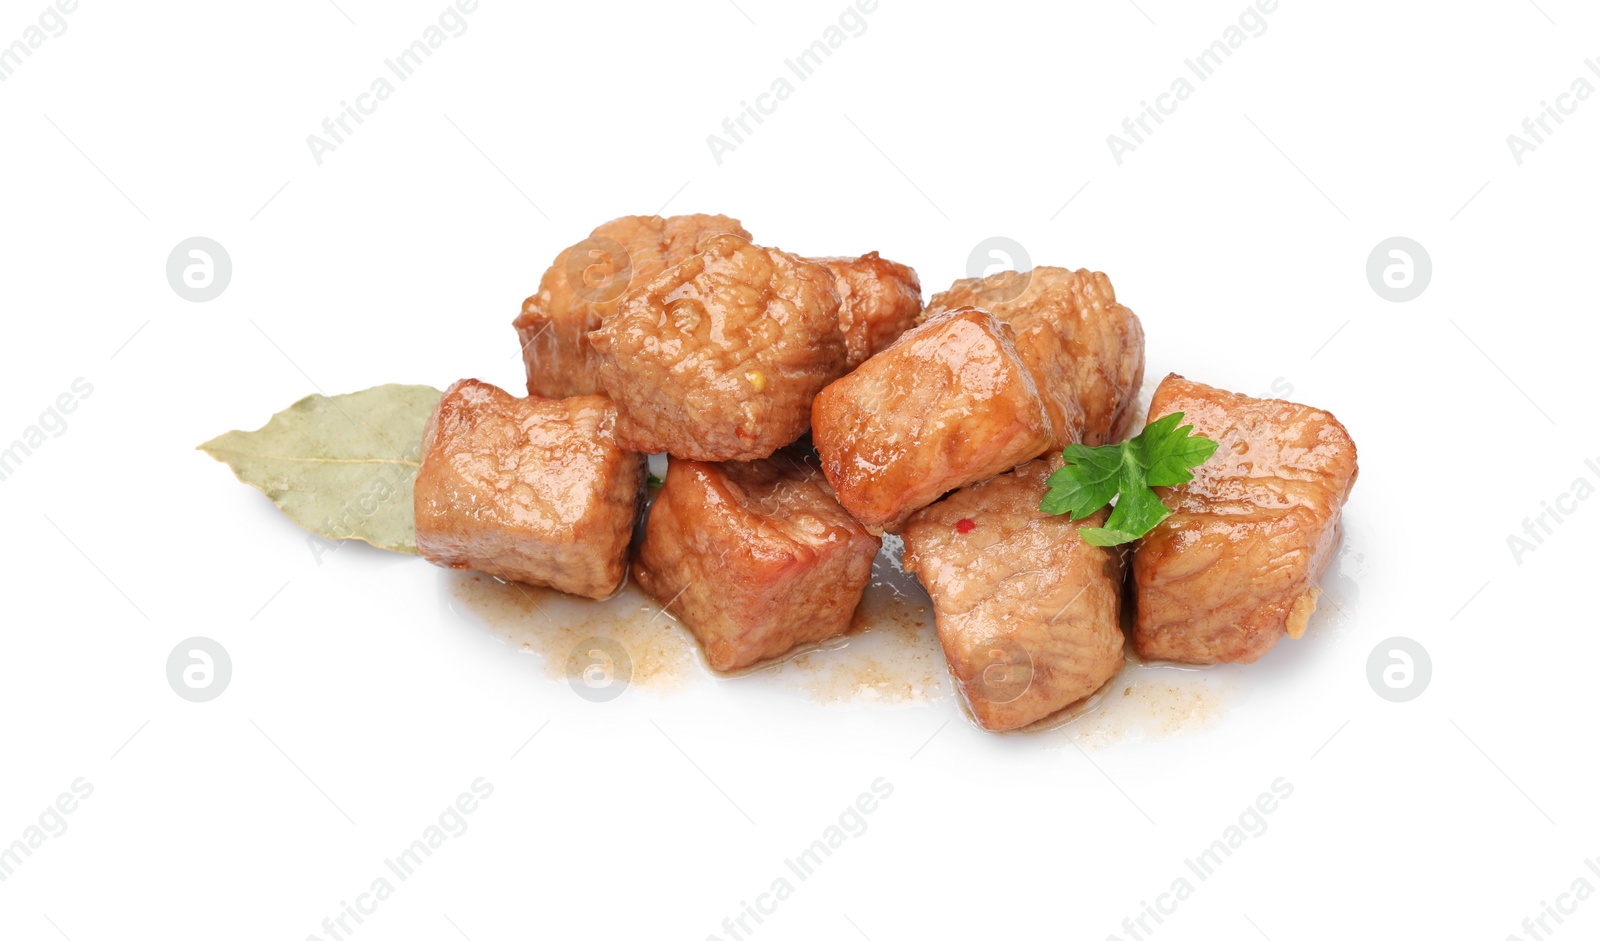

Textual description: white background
[2,0,1597,938]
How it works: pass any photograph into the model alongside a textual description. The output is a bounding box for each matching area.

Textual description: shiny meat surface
[589,235,847,461]
[513,214,752,398]
[810,252,923,368]
[810,306,1054,533]
[1132,374,1359,664]
[633,452,881,671]
[901,459,1125,731]
[413,380,646,599]
[926,267,1144,446]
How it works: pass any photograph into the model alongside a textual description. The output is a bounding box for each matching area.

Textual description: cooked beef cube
[413,380,646,599]
[926,267,1145,446]
[633,452,881,671]
[809,252,923,368]
[1132,375,1359,664]
[589,235,847,461]
[514,214,752,398]
[901,459,1125,732]
[811,306,1054,533]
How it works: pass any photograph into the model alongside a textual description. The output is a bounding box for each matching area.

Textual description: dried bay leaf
[199,384,443,554]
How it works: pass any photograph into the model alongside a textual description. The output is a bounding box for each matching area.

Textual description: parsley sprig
[1039,412,1219,546]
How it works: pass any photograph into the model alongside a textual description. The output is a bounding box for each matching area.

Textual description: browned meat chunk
[926,267,1145,446]
[514,214,752,397]
[809,252,923,368]
[589,235,847,461]
[413,380,646,599]
[811,306,1054,533]
[633,452,881,671]
[1132,375,1359,664]
[901,459,1125,731]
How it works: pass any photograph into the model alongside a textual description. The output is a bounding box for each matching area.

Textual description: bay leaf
[199,384,442,554]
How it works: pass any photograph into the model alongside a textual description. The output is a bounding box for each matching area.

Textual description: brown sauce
[725,536,950,705]
[440,543,950,706]
[442,530,1359,743]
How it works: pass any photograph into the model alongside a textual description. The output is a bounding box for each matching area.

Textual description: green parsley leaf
[1039,442,1122,519]
[1139,411,1220,487]
[1039,411,1220,546]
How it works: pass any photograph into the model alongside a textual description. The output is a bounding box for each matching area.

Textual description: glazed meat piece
[633,452,881,671]
[901,459,1126,732]
[811,306,1054,533]
[413,380,646,599]
[926,267,1144,446]
[1132,375,1359,664]
[514,214,752,398]
[808,252,923,368]
[589,235,847,461]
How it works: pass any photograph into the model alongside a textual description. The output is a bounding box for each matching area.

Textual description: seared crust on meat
[514,214,752,398]
[590,235,847,461]
[809,252,923,368]
[1131,374,1359,664]
[811,306,1054,533]
[902,459,1125,732]
[926,267,1144,447]
[633,452,881,671]
[413,380,646,599]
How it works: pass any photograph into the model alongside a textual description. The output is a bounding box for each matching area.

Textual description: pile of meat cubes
[411,214,1358,731]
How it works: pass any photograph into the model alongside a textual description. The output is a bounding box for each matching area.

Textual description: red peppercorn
[955,518,975,534]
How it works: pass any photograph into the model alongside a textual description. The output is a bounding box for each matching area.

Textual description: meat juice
[434,530,1376,745]
[440,538,951,706]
